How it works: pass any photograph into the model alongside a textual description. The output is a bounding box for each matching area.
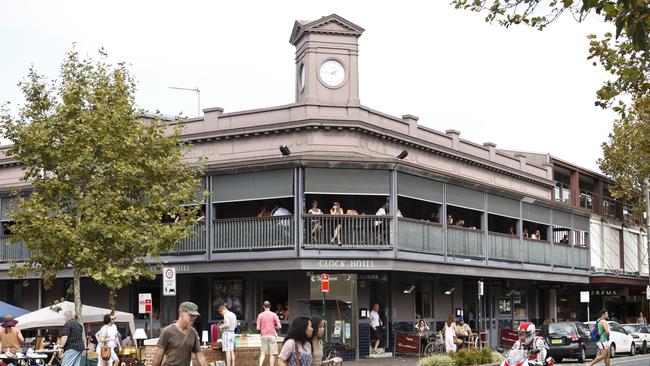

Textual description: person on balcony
[196,207,206,223]
[447,215,454,225]
[508,226,516,236]
[272,203,291,216]
[560,234,569,244]
[308,200,323,242]
[522,228,529,238]
[330,202,344,245]
[258,206,270,217]
[531,229,541,240]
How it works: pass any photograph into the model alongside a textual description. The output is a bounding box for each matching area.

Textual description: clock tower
[289,14,365,106]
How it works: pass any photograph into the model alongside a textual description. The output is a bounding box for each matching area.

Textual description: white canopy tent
[16,301,136,335]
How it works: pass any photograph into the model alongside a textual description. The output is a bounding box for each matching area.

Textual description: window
[211,278,245,320]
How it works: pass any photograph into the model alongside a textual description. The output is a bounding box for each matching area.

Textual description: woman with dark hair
[309,316,342,366]
[278,316,313,366]
[95,314,122,366]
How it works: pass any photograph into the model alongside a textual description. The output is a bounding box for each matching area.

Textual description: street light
[396,150,408,160]
[279,145,291,156]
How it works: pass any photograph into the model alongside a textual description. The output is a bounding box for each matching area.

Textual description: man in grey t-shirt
[152,302,208,366]
[218,304,237,366]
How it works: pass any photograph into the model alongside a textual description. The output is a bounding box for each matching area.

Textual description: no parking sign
[163,266,176,296]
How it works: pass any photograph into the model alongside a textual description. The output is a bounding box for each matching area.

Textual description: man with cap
[152,302,208,366]
[257,301,281,366]
[456,316,473,348]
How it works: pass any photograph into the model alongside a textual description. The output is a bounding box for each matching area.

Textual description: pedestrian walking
[309,316,342,366]
[257,300,281,366]
[278,316,313,366]
[369,303,382,354]
[95,314,122,366]
[219,304,237,366]
[588,309,611,366]
[58,311,85,366]
[152,302,208,366]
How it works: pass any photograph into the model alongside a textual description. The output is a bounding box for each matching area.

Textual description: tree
[0,48,205,319]
[452,0,650,214]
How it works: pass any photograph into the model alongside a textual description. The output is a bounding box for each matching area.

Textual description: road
[559,353,650,365]
[345,353,650,365]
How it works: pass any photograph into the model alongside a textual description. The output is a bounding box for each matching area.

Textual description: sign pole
[580,291,590,322]
[320,273,329,319]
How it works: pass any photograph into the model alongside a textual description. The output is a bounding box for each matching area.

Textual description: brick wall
[142,345,278,366]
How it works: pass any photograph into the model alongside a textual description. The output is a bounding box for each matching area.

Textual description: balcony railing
[603,197,620,218]
[447,226,483,258]
[488,232,521,262]
[213,216,294,251]
[579,190,593,210]
[0,216,592,271]
[165,222,206,254]
[397,218,443,254]
[554,183,571,204]
[303,215,391,247]
[0,236,30,262]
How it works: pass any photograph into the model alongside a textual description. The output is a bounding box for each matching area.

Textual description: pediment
[289,14,365,45]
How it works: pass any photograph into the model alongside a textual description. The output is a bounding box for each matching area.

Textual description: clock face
[299,64,306,93]
[319,59,345,87]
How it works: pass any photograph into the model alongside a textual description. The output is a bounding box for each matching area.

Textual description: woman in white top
[95,314,122,366]
[444,315,462,353]
[330,202,344,245]
[308,200,322,241]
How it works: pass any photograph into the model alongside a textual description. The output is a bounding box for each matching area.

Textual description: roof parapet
[402,114,419,136]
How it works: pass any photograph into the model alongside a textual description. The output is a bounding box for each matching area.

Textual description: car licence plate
[551,339,563,344]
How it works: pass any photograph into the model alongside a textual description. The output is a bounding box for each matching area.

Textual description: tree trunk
[74,267,83,326]
[108,288,117,311]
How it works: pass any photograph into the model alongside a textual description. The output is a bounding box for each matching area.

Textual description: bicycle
[322,341,346,365]
[423,331,447,356]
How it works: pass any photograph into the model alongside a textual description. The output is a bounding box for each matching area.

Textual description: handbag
[100,345,111,361]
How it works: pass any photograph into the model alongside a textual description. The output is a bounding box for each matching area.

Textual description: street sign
[646,285,650,300]
[580,291,590,303]
[321,273,329,293]
[138,293,152,314]
[478,281,484,296]
[163,266,177,296]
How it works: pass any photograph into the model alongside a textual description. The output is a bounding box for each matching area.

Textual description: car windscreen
[547,323,577,336]
[623,325,640,333]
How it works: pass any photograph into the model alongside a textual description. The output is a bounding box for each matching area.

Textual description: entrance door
[368,279,390,350]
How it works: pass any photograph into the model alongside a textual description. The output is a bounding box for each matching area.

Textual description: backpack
[590,319,602,341]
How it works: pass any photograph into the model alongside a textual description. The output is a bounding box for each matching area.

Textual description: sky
[0,1,617,172]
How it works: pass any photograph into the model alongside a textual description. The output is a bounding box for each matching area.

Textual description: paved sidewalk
[345,355,420,365]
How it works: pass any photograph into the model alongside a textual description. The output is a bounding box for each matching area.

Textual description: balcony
[304,215,391,247]
[165,222,206,254]
[213,216,294,251]
[579,190,593,210]
[397,218,443,254]
[488,232,521,262]
[554,183,571,204]
[0,236,31,262]
[447,226,484,258]
[0,215,591,272]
